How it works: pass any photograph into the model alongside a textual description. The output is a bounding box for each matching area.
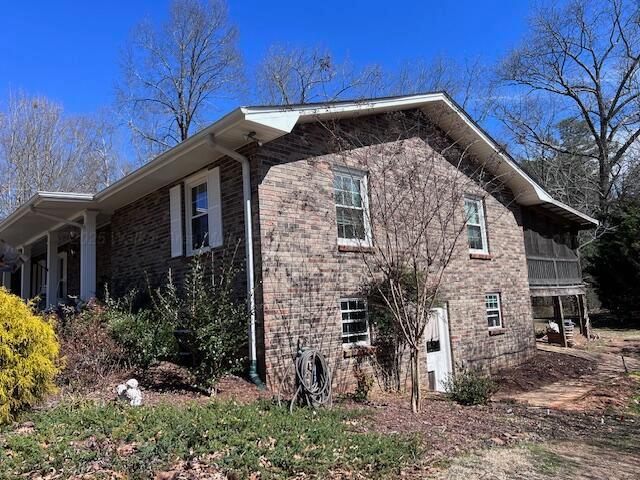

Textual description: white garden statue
[116,378,143,406]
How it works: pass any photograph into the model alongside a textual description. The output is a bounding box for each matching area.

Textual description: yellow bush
[0,287,60,423]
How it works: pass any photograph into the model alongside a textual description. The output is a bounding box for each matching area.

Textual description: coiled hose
[279,347,332,412]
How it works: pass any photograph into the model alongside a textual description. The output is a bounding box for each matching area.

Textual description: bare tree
[324,111,502,412]
[255,47,496,131]
[382,56,497,123]
[496,0,640,219]
[255,44,382,105]
[0,91,119,218]
[117,0,243,160]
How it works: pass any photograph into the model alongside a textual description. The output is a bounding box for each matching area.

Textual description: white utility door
[426,307,453,392]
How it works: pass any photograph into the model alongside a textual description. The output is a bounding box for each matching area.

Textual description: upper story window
[485,293,503,329]
[340,298,370,346]
[186,176,210,252]
[464,195,488,254]
[333,169,371,247]
[180,168,223,257]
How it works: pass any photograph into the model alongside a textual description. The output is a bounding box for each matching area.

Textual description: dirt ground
[428,325,640,479]
[493,350,597,395]
[577,325,640,360]
[40,329,640,479]
[433,441,640,480]
[345,387,639,478]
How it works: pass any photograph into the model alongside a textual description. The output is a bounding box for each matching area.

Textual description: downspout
[207,135,266,390]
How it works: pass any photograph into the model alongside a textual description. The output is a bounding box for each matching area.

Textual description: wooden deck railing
[527,256,583,287]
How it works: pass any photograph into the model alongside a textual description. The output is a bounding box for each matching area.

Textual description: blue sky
[1,0,532,119]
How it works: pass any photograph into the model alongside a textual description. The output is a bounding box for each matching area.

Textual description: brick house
[0,93,597,391]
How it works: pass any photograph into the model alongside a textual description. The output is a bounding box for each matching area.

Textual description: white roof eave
[243,94,598,227]
[0,192,96,247]
[0,93,598,247]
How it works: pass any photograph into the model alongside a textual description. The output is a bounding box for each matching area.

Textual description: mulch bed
[493,350,597,395]
[47,362,269,408]
[337,391,640,477]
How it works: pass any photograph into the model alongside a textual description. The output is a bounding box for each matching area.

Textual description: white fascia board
[544,198,600,226]
[242,93,446,122]
[243,94,600,226]
[241,109,300,134]
[95,108,246,204]
[37,192,95,202]
[94,108,297,207]
[0,193,41,233]
[0,192,94,235]
[1,92,599,238]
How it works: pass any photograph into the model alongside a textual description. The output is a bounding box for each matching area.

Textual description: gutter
[207,135,266,390]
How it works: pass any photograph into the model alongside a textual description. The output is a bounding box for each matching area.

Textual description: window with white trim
[333,169,371,246]
[340,298,370,346]
[182,168,222,256]
[485,293,503,329]
[187,179,209,252]
[464,196,488,253]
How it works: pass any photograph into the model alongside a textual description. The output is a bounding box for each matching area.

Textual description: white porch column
[1,271,10,289]
[20,245,31,300]
[46,232,59,308]
[80,210,98,300]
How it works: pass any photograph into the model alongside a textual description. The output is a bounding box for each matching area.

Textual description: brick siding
[252,110,536,390]
[108,152,253,299]
[102,109,536,393]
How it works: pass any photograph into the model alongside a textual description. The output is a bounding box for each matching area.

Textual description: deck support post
[552,295,567,347]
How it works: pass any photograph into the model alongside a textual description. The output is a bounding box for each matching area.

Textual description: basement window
[334,169,372,247]
[485,293,503,329]
[340,298,370,346]
[464,195,488,254]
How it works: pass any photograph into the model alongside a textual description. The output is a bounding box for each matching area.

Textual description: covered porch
[0,192,110,308]
[523,206,593,346]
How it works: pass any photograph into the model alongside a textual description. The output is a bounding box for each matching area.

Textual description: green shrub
[152,254,247,390]
[105,289,178,368]
[353,355,375,402]
[443,369,497,406]
[0,287,60,423]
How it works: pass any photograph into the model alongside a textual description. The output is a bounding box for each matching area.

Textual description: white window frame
[485,293,503,330]
[333,167,372,247]
[185,170,212,256]
[464,195,489,254]
[340,297,371,347]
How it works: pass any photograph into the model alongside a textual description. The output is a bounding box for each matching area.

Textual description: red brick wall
[108,153,252,299]
[252,111,536,390]
[104,109,536,393]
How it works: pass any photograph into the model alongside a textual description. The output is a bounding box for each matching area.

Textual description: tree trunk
[394,344,402,392]
[410,347,421,413]
[598,150,611,219]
